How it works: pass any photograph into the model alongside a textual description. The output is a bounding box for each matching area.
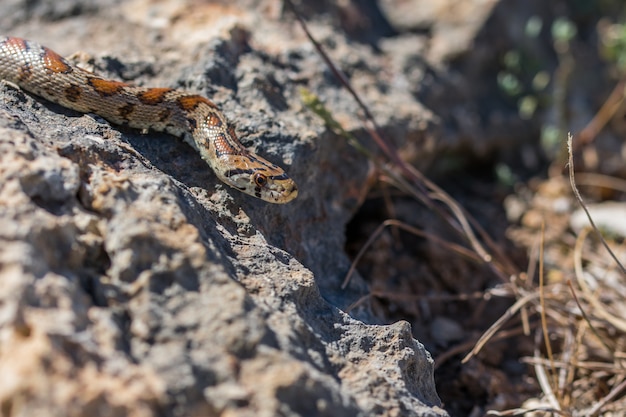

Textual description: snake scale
[0,36,298,203]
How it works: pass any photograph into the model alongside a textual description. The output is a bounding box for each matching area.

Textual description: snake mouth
[268,181,298,203]
[282,185,298,202]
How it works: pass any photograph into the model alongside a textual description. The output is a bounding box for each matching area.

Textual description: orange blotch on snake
[214,132,239,156]
[88,78,127,96]
[206,113,223,128]
[4,37,28,52]
[42,47,72,74]
[138,88,173,105]
[177,95,218,111]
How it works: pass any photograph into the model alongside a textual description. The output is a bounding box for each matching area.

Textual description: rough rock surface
[0,0,526,415]
[0,87,442,416]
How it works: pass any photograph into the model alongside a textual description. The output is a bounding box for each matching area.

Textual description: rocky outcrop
[0,94,442,415]
[0,1,453,416]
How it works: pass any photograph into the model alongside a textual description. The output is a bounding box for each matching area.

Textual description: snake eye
[253,172,268,187]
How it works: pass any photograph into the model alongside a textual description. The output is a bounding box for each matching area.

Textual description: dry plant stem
[344,293,372,313]
[567,278,615,352]
[341,219,486,289]
[575,172,626,193]
[520,240,542,336]
[525,240,539,291]
[538,222,559,399]
[486,408,569,416]
[534,330,562,411]
[533,364,563,413]
[378,171,474,246]
[576,79,626,148]
[287,0,519,281]
[435,325,533,369]
[399,163,519,280]
[285,0,398,164]
[587,375,626,417]
[569,323,585,407]
[344,286,511,314]
[429,192,494,262]
[462,292,540,363]
[468,296,489,326]
[522,357,626,373]
[380,181,401,244]
[552,45,574,167]
[372,288,509,303]
[574,228,626,334]
[520,303,530,337]
[567,133,626,275]
[558,329,575,408]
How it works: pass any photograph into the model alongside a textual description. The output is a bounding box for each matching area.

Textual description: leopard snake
[0,36,298,203]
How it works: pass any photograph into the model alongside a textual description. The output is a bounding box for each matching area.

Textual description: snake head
[219,157,298,204]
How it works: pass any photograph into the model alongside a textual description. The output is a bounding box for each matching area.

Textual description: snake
[0,36,298,203]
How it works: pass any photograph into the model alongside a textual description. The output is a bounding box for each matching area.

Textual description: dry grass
[288,1,626,414]
[472,136,626,416]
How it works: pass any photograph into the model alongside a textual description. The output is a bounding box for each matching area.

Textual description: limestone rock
[0,1,447,414]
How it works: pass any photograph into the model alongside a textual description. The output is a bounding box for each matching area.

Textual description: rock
[378,0,499,61]
[0,1,449,414]
[430,316,465,347]
[0,106,444,416]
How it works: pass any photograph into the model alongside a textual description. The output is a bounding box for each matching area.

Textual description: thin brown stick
[287,0,519,283]
[539,221,559,397]
[486,407,569,416]
[522,357,626,373]
[534,335,562,411]
[576,79,626,148]
[344,293,372,313]
[463,291,540,363]
[573,228,626,333]
[341,219,485,289]
[436,325,533,369]
[574,172,626,194]
[567,133,626,275]
[344,286,515,315]
[567,279,615,352]
[587,375,626,417]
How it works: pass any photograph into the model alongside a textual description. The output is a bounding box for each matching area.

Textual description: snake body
[0,36,297,203]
